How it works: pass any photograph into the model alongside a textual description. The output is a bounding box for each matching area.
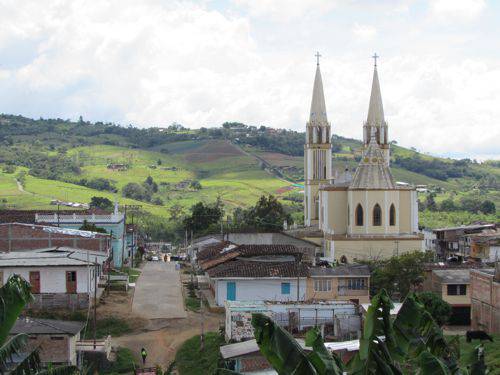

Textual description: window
[346,278,366,290]
[447,284,467,296]
[355,204,363,226]
[314,279,332,292]
[281,283,291,295]
[373,204,382,226]
[29,271,40,294]
[50,337,64,341]
[389,204,396,226]
[66,271,77,294]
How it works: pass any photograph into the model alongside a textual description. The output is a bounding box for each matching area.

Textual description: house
[307,264,371,304]
[35,206,126,268]
[424,269,471,325]
[0,223,111,253]
[422,228,437,252]
[225,300,360,342]
[433,223,496,259]
[201,244,309,306]
[10,317,85,366]
[0,248,106,309]
[468,229,500,262]
[470,265,500,334]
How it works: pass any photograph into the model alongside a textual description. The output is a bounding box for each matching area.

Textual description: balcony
[337,285,369,296]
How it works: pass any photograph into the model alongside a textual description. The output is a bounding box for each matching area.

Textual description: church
[303,55,423,261]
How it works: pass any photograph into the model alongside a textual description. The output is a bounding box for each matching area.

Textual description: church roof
[349,133,396,190]
[366,65,385,127]
[309,64,328,125]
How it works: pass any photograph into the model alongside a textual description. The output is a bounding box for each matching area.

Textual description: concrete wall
[441,284,471,306]
[214,278,307,306]
[326,238,422,261]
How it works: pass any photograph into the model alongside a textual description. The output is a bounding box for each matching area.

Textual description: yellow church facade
[304,56,423,262]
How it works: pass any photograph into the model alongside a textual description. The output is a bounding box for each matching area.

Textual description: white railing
[36,213,124,223]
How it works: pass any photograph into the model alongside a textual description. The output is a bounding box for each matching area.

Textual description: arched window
[389,204,396,226]
[355,204,363,226]
[373,204,382,226]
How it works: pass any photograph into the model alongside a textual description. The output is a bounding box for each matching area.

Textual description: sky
[0,0,499,160]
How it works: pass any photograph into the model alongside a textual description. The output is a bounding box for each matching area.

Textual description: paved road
[132,262,187,319]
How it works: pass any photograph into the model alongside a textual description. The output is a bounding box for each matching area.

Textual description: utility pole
[121,204,127,270]
[200,295,205,350]
[93,257,98,350]
[57,203,60,227]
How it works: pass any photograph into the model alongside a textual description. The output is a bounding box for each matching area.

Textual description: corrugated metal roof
[309,264,370,277]
[432,269,470,284]
[11,318,84,335]
[0,250,98,267]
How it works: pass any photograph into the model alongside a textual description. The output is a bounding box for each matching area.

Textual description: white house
[0,248,105,309]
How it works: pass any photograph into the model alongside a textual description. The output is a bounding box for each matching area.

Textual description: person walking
[141,347,147,366]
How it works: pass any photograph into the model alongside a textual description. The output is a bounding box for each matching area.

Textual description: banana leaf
[0,275,33,345]
[416,350,451,375]
[251,313,318,375]
[304,327,343,375]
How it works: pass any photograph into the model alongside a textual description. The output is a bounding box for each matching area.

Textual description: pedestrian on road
[141,347,147,365]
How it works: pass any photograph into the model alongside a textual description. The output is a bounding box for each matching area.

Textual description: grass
[103,347,138,374]
[185,296,201,312]
[456,334,500,374]
[175,332,224,375]
[83,317,133,339]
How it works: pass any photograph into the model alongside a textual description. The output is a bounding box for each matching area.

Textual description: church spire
[366,53,384,127]
[309,54,328,125]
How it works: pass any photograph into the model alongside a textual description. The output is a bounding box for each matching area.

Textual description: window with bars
[346,278,366,290]
[447,284,467,296]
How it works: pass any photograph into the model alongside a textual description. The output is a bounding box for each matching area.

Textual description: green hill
[0,114,498,229]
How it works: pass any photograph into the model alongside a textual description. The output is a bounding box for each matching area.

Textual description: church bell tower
[304,53,333,226]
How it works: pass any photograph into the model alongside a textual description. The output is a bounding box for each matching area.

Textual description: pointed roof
[366,65,385,127]
[349,131,395,189]
[309,64,328,125]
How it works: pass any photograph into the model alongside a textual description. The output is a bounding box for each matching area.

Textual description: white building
[0,248,106,309]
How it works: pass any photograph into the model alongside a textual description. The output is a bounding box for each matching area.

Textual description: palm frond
[9,347,42,375]
[36,364,79,375]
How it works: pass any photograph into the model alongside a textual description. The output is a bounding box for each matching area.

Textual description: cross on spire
[372,53,379,67]
[315,52,321,66]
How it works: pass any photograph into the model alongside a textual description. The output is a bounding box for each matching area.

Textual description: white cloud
[351,23,377,41]
[232,0,337,21]
[429,0,486,22]
[0,0,498,160]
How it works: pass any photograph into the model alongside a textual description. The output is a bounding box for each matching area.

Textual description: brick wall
[0,224,109,252]
[28,293,90,310]
[470,270,500,334]
[18,334,73,365]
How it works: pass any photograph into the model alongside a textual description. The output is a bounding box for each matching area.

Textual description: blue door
[226,282,236,301]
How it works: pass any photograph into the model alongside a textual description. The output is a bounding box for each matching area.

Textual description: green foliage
[183,198,224,235]
[360,251,434,298]
[190,180,202,190]
[77,177,117,192]
[79,220,107,233]
[103,347,137,374]
[233,195,292,231]
[417,292,452,326]
[251,313,320,374]
[89,196,114,211]
[82,317,132,340]
[175,332,224,375]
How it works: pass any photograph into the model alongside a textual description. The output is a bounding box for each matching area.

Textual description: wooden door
[29,271,40,293]
[66,271,77,294]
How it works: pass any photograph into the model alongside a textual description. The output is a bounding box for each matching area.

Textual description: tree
[425,193,437,211]
[122,182,150,202]
[440,198,457,212]
[479,200,496,214]
[79,220,107,233]
[417,292,452,326]
[190,180,202,190]
[362,251,434,298]
[168,204,185,221]
[243,195,291,231]
[183,199,224,235]
[460,196,482,213]
[157,159,162,166]
[0,275,78,374]
[89,196,114,211]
